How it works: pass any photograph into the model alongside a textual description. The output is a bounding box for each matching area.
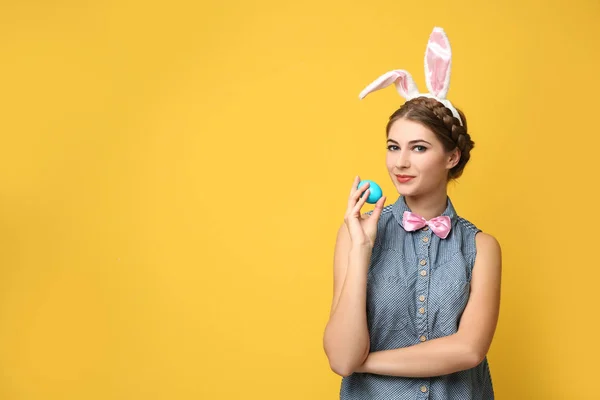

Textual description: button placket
[416,229,432,347]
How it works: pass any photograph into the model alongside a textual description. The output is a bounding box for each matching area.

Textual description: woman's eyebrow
[386,139,432,145]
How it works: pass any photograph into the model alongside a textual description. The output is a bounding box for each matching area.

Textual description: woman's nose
[396,150,410,168]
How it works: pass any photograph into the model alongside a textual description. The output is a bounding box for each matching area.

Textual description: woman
[323,27,502,399]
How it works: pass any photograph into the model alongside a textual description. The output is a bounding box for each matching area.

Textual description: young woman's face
[385,118,459,198]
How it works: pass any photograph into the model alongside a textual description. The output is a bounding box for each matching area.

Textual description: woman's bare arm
[323,219,373,377]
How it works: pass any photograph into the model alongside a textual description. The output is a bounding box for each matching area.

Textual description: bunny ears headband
[358,27,463,126]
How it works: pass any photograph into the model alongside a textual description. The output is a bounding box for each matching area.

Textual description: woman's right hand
[344,176,387,248]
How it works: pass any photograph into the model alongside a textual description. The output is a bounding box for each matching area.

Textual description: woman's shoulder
[475,231,501,253]
[455,215,500,254]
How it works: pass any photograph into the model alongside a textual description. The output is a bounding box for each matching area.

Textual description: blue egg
[358,180,383,204]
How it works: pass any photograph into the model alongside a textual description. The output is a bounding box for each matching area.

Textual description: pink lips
[396,175,415,183]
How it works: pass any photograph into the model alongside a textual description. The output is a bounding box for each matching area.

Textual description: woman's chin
[395,185,417,197]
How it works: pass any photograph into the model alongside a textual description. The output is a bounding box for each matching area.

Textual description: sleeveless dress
[340,195,494,399]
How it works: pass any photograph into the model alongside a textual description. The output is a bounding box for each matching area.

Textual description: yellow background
[0,0,598,399]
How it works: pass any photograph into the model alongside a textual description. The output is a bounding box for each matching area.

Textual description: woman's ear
[448,148,461,169]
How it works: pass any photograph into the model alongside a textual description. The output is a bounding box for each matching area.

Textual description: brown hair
[385,97,474,180]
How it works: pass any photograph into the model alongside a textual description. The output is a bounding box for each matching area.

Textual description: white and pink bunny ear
[358,70,419,100]
[358,27,463,126]
[424,27,452,99]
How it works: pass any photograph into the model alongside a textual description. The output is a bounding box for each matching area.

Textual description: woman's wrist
[349,243,373,258]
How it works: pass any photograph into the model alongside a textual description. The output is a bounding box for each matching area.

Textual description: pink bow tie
[402,211,452,239]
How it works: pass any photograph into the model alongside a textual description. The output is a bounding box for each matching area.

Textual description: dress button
[419,307,425,314]
[419,295,426,302]
[419,259,427,266]
[420,270,427,276]
[422,226,429,231]
[421,385,428,393]
[422,237,429,243]
[420,335,427,342]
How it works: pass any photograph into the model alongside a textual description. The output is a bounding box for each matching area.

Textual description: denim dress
[340,195,494,399]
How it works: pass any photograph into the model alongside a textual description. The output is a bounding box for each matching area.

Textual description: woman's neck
[404,187,449,220]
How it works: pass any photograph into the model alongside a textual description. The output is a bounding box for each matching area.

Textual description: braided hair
[385,97,474,180]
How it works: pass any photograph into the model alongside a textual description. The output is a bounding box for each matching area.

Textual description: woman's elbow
[328,359,354,377]
[323,325,369,377]
[327,350,368,377]
[323,344,359,377]
[466,347,486,369]
[455,332,488,370]
[323,342,367,377]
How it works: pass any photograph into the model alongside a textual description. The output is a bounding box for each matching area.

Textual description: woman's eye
[414,145,427,152]
[387,145,399,151]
